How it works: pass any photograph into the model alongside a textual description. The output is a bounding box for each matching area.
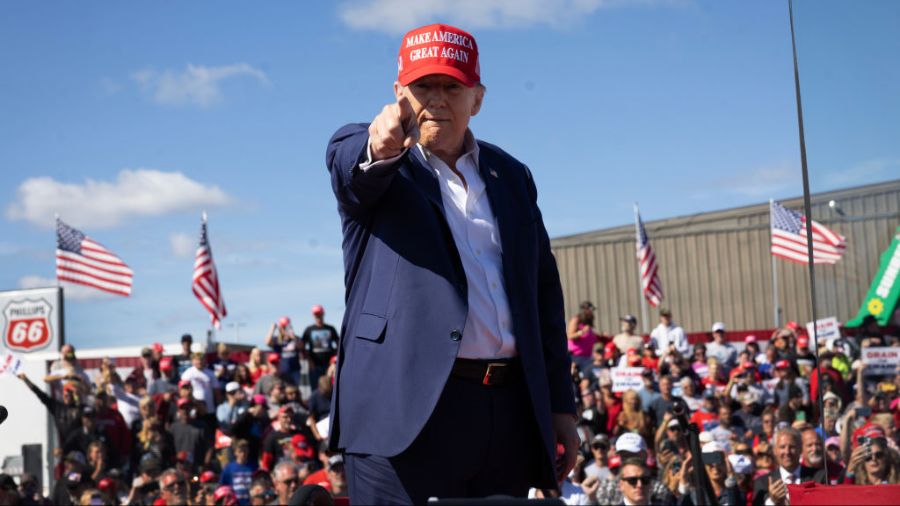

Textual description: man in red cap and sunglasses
[326,23,577,502]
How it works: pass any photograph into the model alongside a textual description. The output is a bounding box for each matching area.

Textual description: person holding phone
[843,435,900,485]
[677,442,745,505]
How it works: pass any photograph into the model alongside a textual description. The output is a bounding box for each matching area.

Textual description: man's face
[802,430,823,467]
[327,463,346,490]
[235,446,248,465]
[192,357,203,369]
[775,433,801,471]
[619,464,650,504]
[61,344,75,361]
[278,412,292,431]
[621,320,634,333]
[660,378,672,396]
[660,315,671,326]
[160,474,186,504]
[182,341,191,354]
[395,74,484,159]
[275,469,298,499]
[762,414,775,434]
[713,331,725,342]
[718,406,731,427]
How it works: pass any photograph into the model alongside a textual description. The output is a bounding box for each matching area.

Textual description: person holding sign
[325,23,577,502]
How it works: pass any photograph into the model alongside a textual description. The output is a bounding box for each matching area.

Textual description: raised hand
[368,94,419,161]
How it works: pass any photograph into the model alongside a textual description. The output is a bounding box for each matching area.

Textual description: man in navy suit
[325,23,579,503]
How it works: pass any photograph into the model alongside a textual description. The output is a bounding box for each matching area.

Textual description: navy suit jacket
[325,123,576,485]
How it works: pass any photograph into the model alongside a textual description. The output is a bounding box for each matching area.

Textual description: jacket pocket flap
[355,313,387,342]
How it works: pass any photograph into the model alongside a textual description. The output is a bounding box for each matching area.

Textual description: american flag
[193,213,227,328]
[770,201,846,264]
[56,218,133,296]
[635,207,663,307]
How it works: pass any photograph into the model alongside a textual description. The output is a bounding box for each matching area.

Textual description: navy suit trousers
[345,375,547,505]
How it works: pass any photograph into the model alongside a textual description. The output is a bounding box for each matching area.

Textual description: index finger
[396,94,415,122]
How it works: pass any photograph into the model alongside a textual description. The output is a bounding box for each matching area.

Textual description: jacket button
[450,329,462,341]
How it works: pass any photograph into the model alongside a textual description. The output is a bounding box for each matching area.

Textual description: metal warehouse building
[550,179,900,335]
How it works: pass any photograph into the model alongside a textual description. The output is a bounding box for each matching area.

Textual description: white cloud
[18,275,114,301]
[6,169,233,229]
[170,232,195,258]
[823,158,900,188]
[132,63,269,107]
[713,162,800,198]
[337,0,678,33]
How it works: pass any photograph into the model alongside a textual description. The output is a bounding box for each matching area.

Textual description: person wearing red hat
[17,371,84,442]
[326,22,578,502]
[300,305,340,389]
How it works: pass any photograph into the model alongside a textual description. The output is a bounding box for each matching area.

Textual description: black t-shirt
[263,429,297,464]
[308,390,332,422]
[301,324,340,364]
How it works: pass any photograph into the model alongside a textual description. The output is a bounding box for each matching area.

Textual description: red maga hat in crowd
[267,353,280,364]
[291,433,315,460]
[797,335,810,348]
[159,357,173,372]
[397,24,480,87]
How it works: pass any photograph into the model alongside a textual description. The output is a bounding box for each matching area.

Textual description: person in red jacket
[808,351,849,422]
[94,391,132,467]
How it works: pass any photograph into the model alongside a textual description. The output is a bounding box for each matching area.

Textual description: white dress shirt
[360,131,517,359]
[650,323,690,357]
[764,466,801,506]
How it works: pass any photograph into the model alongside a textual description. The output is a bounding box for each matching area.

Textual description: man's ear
[394,81,404,101]
[470,84,485,116]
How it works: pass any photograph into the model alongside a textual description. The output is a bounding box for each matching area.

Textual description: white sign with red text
[805,317,841,344]
[861,347,900,375]
[611,367,645,393]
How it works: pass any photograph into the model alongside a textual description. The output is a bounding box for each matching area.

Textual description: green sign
[847,225,900,327]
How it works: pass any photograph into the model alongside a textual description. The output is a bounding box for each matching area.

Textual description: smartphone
[662,439,678,454]
[702,451,725,466]
[857,406,872,418]
[857,435,869,446]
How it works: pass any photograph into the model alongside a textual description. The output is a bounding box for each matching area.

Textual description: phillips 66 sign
[0,287,63,354]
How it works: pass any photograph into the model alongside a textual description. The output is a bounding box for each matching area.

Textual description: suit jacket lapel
[403,148,445,218]
[477,145,519,293]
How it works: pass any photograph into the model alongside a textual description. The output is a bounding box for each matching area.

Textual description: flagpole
[788,0,829,482]
[634,203,650,336]
[769,199,781,328]
[54,213,61,289]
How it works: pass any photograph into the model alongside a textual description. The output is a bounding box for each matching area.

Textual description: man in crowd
[585,434,612,481]
[45,344,92,397]
[650,309,689,360]
[158,468,188,506]
[18,372,83,439]
[217,381,248,432]
[261,406,301,471]
[175,334,194,377]
[210,342,238,384]
[273,462,300,506]
[326,21,577,502]
[596,433,675,504]
[181,351,221,413]
[613,314,643,354]
[706,322,737,373]
[649,374,678,426]
[752,427,819,506]
[618,457,653,506]
[267,318,302,385]
[300,305,340,387]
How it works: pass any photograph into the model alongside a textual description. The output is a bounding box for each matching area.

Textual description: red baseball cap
[278,316,291,328]
[775,359,791,370]
[311,304,325,315]
[200,470,218,484]
[178,379,192,389]
[214,486,238,506]
[152,342,164,354]
[177,397,192,409]
[398,24,480,87]
[98,478,114,492]
[745,335,758,344]
[267,353,280,364]
[291,433,315,460]
[214,429,233,450]
[797,335,810,348]
[278,405,295,416]
[159,357,174,372]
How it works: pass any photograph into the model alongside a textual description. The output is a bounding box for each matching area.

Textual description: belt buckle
[482,362,507,386]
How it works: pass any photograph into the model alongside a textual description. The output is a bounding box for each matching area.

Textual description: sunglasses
[620,475,651,487]
[280,478,298,486]
[867,452,886,461]
[592,444,609,451]
[163,482,185,492]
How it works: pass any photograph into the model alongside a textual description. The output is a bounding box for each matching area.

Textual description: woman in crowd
[234,363,255,397]
[678,445,745,506]
[615,389,652,441]
[567,301,600,375]
[845,437,900,485]
[246,347,269,385]
[692,343,709,379]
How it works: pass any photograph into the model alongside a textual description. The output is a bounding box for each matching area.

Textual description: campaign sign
[611,367,645,393]
[805,317,841,342]
[861,347,900,375]
[0,352,23,376]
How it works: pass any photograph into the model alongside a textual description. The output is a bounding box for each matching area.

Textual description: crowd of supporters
[548,302,900,505]
[6,306,343,506]
[2,300,899,505]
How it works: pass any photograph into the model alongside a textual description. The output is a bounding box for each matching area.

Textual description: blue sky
[1,0,897,349]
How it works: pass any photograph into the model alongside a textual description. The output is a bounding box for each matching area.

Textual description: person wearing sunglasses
[275,462,300,505]
[618,458,653,506]
[158,469,188,505]
[844,437,900,485]
[677,442,745,506]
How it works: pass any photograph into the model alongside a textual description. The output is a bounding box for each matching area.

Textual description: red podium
[789,482,900,505]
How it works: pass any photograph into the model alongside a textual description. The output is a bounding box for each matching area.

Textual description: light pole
[226,322,247,344]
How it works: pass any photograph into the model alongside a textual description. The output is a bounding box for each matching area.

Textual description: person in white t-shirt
[650,309,689,359]
[181,352,221,413]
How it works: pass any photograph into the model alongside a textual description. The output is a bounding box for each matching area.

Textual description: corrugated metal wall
[550,180,900,334]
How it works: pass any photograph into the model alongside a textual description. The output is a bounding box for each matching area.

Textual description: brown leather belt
[450,358,522,386]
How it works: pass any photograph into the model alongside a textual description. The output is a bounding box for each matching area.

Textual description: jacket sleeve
[326,123,404,219]
[525,166,577,416]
